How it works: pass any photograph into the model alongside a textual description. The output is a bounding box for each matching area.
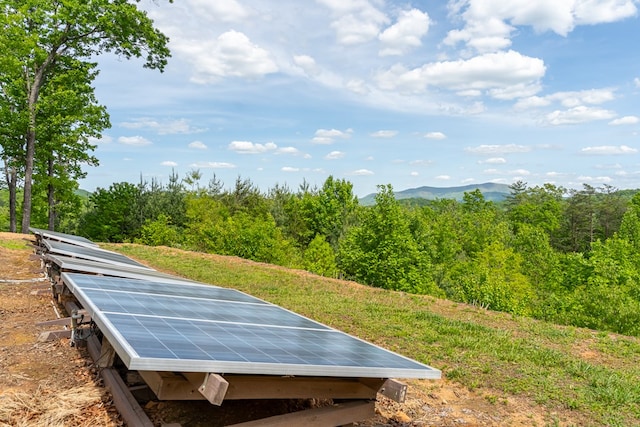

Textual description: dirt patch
[1,233,578,426]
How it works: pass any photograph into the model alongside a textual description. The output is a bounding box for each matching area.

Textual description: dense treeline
[4,173,640,336]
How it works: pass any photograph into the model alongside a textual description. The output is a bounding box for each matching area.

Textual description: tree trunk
[3,159,18,233]
[20,59,50,234]
[48,157,56,230]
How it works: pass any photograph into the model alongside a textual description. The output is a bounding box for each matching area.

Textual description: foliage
[303,234,337,277]
[77,182,142,242]
[136,214,180,247]
[0,0,171,232]
[47,173,640,337]
[339,184,439,295]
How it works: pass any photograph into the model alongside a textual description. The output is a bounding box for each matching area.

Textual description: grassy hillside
[104,243,640,426]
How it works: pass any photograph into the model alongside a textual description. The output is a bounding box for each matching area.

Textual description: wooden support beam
[226,400,375,427]
[97,337,117,368]
[183,372,229,406]
[138,372,382,402]
[138,371,202,400]
[86,335,154,427]
[378,379,408,403]
[37,329,71,341]
[35,310,90,327]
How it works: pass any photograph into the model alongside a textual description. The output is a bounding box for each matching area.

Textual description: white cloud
[376,50,545,97]
[410,171,419,176]
[379,8,431,56]
[118,136,152,146]
[424,132,446,140]
[409,159,433,166]
[120,118,202,135]
[635,77,640,88]
[277,146,301,155]
[311,128,353,144]
[480,157,507,164]
[175,30,278,83]
[228,140,277,154]
[349,169,374,176]
[189,141,207,149]
[190,161,236,169]
[545,106,616,125]
[435,175,451,180]
[548,89,616,107]
[581,145,638,155]
[370,130,398,138]
[89,135,113,144]
[161,161,178,167]
[187,0,249,23]
[465,144,531,155]
[325,151,345,159]
[346,79,370,95]
[609,116,640,125]
[281,166,300,172]
[578,175,613,183]
[293,55,320,76]
[317,0,390,45]
[444,0,637,53]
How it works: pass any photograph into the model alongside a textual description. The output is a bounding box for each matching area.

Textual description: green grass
[0,238,30,250]
[106,243,640,426]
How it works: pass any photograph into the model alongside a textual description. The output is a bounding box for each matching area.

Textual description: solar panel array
[30,227,97,247]
[36,230,441,380]
[45,254,201,286]
[42,239,152,270]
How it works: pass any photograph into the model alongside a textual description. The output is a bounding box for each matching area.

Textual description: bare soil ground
[0,232,567,426]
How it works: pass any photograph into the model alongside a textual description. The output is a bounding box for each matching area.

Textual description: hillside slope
[107,243,640,427]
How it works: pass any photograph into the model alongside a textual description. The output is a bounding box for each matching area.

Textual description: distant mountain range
[359,182,511,205]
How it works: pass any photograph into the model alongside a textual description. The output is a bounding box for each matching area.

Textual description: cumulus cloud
[228,140,277,154]
[424,132,446,140]
[379,8,431,56]
[370,130,398,138]
[581,145,638,155]
[311,128,353,144]
[175,30,278,83]
[444,0,637,53]
[349,169,374,176]
[88,135,113,144]
[435,175,451,180]
[118,136,152,146]
[187,0,249,22]
[480,157,507,164]
[161,161,178,166]
[190,161,236,169]
[609,116,640,125]
[545,106,616,125]
[465,144,531,155]
[121,118,202,135]
[317,0,390,45]
[325,150,345,159]
[189,141,207,149]
[376,50,545,98]
[409,159,434,166]
[281,166,300,172]
[293,54,320,76]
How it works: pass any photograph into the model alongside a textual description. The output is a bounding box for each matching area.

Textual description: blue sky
[83,0,640,197]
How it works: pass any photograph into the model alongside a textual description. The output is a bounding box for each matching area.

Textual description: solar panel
[30,227,97,248]
[62,273,441,379]
[45,254,203,286]
[43,239,152,270]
